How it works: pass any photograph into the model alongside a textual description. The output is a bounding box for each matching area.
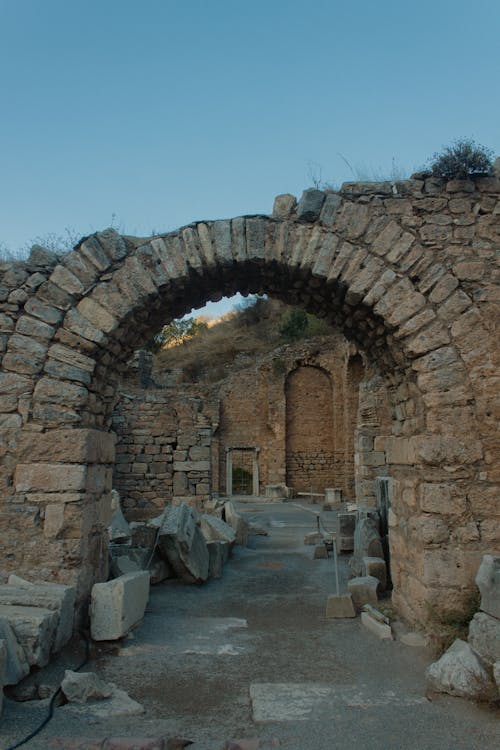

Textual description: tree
[147,317,208,352]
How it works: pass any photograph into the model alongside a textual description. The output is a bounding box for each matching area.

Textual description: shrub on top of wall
[430,138,493,180]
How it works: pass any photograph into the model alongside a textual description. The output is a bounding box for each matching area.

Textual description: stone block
[339,536,354,552]
[348,576,380,610]
[3,577,75,653]
[272,194,296,219]
[337,512,356,537]
[265,484,288,501]
[110,547,150,578]
[296,189,325,221]
[468,612,500,665]
[426,639,496,700]
[224,502,249,547]
[304,532,323,545]
[200,514,236,546]
[475,554,500,619]
[313,544,328,559]
[90,571,150,641]
[325,488,342,508]
[61,669,113,703]
[158,504,209,583]
[0,616,29,685]
[325,594,356,619]
[362,557,387,591]
[0,604,58,666]
[361,611,392,640]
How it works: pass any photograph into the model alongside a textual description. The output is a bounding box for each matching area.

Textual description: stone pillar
[226,448,232,497]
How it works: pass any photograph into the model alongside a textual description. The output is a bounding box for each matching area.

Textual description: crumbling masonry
[0,175,499,627]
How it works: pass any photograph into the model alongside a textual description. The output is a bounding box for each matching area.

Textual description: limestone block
[224,502,249,547]
[109,547,150,578]
[0,604,58,666]
[326,594,356,619]
[296,189,325,221]
[200,514,236,546]
[90,571,150,641]
[0,616,30,684]
[61,669,113,703]
[265,484,288,501]
[362,557,387,591]
[129,522,158,548]
[348,576,380,610]
[361,611,393,640]
[468,612,500,665]
[426,639,497,700]
[475,554,500,619]
[158,504,209,583]
[272,193,296,219]
[2,578,75,653]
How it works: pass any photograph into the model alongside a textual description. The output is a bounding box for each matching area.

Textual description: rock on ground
[61,670,113,703]
[426,639,497,700]
[468,611,500,666]
[0,616,30,685]
[90,571,150,641]
[0,604,58,667]
[200,514,236,546]
[158,505,209,583]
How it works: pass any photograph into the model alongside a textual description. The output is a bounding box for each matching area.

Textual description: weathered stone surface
[207,540,226,579]
[109,489,131,543]
[350,513,384,577]
[348,576,380,610]
[296,189,325,221]
[468,612,500,665]
[272,194,296,219]
[90,571,150,641]
[0,616,30,685]
[61,669,113,703]
[158,504,209,583]
[426,639,497,700]
[224,502,249,547]
[361,611,392,640]
[0,604,58,666]
[0,639,6,713]
[200,514,236,546]
[1,578,75,653]
[475,555,500,619]
[110,547,150,578]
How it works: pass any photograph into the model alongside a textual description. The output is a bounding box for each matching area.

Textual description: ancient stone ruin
[1,173,499,640]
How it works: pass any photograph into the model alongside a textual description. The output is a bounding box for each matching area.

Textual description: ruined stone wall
[112,385,218,518]
[1,172,498,625]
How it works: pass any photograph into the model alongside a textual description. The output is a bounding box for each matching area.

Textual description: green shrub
[430,138,493,180]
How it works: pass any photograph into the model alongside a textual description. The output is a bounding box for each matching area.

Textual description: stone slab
[362,556,387,591]
[224,502,249,547]
[90,571,150,641]
[347,576,379,610]
[200,514,236,545]
[475,554,500,619]
[0,616,30,684]
[468,611,500,665]
[361,611,393,640]
[158,505,209,583]
[2,578,75,652]
[0,604,58,666]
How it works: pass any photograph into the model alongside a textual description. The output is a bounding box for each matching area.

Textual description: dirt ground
[1,501,498,749]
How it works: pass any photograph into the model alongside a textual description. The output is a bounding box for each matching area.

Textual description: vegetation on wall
[429,138,493,180]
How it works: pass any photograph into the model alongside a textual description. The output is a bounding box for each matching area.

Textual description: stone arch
[285,364,335,493]
[1,177,499,624]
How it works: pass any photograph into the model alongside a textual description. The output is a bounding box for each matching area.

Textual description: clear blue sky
[1,0,499,314]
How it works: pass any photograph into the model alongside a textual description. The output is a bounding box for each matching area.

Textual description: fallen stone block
[158,504,209,583]
[349,512,384,577]
[326,594,356,619]
[148,554,173,585]
[0,604,58,666]
[361,611,393,640]
[264,484,288,501]
[109,546,150,578]
[348,576,379,610]
[361,556,387,591]
[61,670,113,703]
[475,554,500,619]
[0,616,30,685]
[90,571,150,641]
[362,603,390,624]
[224,502,249,546]
[63,684,144,718]
[108,489,131,544]
[426,639,497,700]
[200,514,236,546]
[129,521,159,548]
[5,576,76,652]
[468,611,500,665]
[337,511,356,538]
[325,487,343,508]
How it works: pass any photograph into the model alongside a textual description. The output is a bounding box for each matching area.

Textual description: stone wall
[1,171,498,624]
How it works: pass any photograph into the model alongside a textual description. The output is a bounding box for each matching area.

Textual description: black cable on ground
[4,630,91,750]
